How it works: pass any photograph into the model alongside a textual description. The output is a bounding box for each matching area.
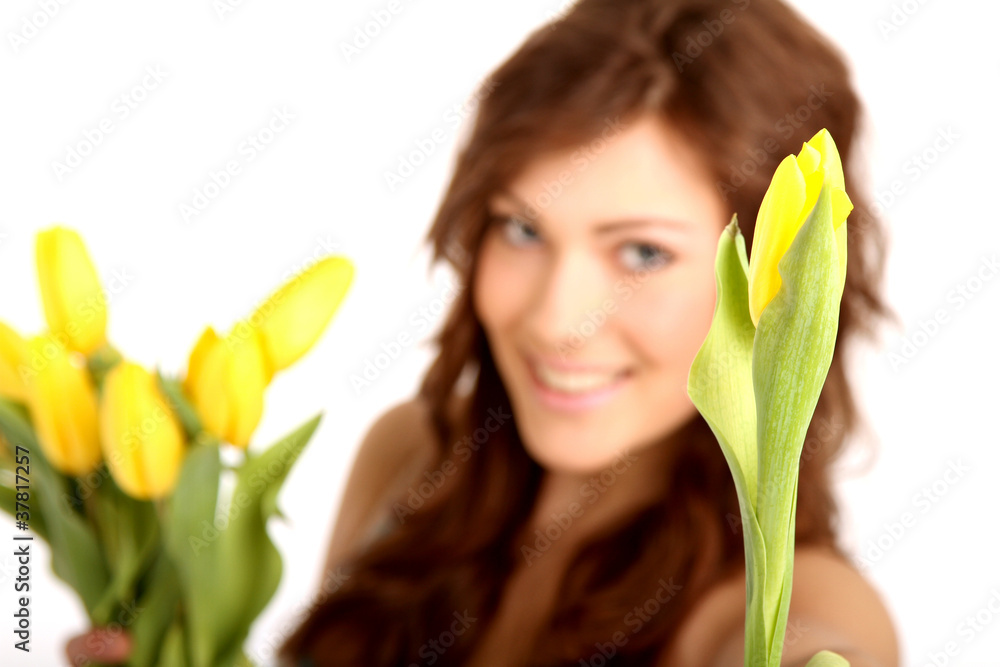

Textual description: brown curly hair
[279,0,891,664]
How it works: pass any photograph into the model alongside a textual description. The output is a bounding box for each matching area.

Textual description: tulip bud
[747,129,853,326]
[249,256,354,381]
[184,325,268,449]
[99,361,186,499]
[23,335,101,475]
[0,321,29,403]
[35,226,108,355]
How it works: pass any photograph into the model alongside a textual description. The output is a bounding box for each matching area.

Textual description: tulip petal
[101,362,186,499]
[35,227,108,355]
[187,330,231,441]
[806,129,846,192]
[223,327,268,449]
[251,257,354,379]
[747,156,807,326]
[23,335,102,476]
[831,188,854,230]
[0,321,29,403]
[184,326,220,398]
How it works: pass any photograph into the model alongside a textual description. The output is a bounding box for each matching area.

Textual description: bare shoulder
[660,545,900,667]
[321,393,464,573]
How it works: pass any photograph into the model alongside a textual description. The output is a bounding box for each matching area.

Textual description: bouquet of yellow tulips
[688,129,852,667]
[0,227,354,666]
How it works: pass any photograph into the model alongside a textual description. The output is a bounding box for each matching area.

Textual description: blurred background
[0,0,997,665]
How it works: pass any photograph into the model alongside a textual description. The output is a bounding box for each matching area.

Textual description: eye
[620,242,673,272]
[490,214,541,247]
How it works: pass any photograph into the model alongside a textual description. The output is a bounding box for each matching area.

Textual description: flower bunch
[0,227,354,666]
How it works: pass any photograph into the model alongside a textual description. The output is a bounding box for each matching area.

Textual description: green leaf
[153,620,190,667]
[90,479,161,626]
[687,219,773,667]
[0,396,109,618]
[688,216,759,511]
[210,413,322,660]
[165,443,222,667]
[156,371,204,441]
[129,549,184,667]
[803,650,851,667]
[752,185,842,659]
[165,413,321,666]
[0,484,50,543]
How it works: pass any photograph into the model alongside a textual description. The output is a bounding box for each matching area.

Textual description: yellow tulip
[23,335,101,475]
[249,256,354,381]
[184,325,268,449]
[0,321,29,402]
[747,129,853,326]
[99,361,186,499]
[36,226,108,355]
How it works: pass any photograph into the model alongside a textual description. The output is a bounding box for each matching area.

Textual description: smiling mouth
[529,358,632,395]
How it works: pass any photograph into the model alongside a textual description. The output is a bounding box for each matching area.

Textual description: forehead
[489,114,723,230]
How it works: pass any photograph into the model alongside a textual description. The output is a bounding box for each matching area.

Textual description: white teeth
[533,363,625,394]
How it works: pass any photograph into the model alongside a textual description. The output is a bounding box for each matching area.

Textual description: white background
[0,0,997,665]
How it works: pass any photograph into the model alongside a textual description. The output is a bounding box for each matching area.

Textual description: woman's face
[473,112,729,473]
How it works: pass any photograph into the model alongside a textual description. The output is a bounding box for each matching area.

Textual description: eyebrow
[488,189,693,234]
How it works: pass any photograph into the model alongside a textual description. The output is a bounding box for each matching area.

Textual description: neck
[516,438,675,570]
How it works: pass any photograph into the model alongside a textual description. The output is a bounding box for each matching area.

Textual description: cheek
[473,236,532,331]
[621,264,718,372]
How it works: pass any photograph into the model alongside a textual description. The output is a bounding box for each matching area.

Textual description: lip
[527,353,629,373]
[526,357,632,413]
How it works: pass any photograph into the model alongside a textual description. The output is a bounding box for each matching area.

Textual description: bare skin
[323,395,899,667]
[66,114,898,667]
[66,395,899,666]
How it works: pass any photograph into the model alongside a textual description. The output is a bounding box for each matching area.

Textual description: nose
[524,249,613,352]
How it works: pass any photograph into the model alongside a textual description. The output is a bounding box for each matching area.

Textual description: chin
[516,424,635,475]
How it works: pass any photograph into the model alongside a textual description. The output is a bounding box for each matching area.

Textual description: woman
[68,0,899,665]
[276,0,898,664]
